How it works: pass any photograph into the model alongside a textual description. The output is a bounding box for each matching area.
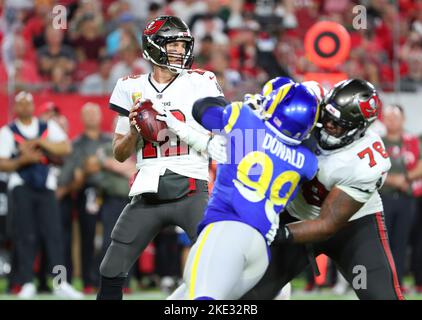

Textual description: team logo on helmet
[325,103,341,119]
[358,94,379,120]
[144,19,165,35]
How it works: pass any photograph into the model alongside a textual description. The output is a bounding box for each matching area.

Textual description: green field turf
[0,277,421,300]
[1,290,421,300]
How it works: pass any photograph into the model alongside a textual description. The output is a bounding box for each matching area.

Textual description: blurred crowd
[1,0,422,101]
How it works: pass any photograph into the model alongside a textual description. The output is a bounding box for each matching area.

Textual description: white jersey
[288,129,392,221]
[0,118,68,191]
[109,69,224,196]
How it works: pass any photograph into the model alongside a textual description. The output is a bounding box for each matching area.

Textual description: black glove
[273,225,294,245]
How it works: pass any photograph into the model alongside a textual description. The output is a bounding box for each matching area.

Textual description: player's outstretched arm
[280,187,364,243]
[192,96,229,131]
[153,96,229,155]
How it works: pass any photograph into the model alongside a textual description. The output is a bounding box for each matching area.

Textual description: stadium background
[0,0,421,300]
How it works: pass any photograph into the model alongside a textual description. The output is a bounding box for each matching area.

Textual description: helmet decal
[325,103,341,119]
[262,81,319,146]
[358,94,379,120]
[266,83,294,116]
[144,19,166,36]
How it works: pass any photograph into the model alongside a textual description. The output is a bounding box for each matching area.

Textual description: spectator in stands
[22,0,54,49]
[144,2,166,27]
[194,35,214,67]
[49,65,78,93]
[68,0,104,38]
[0,35,42,93]
[37,26,76,80]
[110,44,150,85]
[95,116,137,293]
[37,101,72,286]
[191,12,228,47]
[38,101,69,134]
[228,25,260,78]
[38,101,60,123]
[207,50,241,92]
[380,104,420,288]
[168,0,207,26]
[0,91,82,299]
[71,14,106,63]
[106,13,141,57]
[36,100,69,293]
[104,1,131,35]
[254,0,297,33]
[125,0,166,22]
[79,56,115,96]
[62,102,112,293]
[410,133,422,294]
[407,131,422,294]
[226,0,244,30]
[412,8,422,37]
[13,35,43,91]
[403,47,422,91]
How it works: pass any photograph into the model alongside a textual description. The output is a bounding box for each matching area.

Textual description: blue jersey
[198,102,318,245]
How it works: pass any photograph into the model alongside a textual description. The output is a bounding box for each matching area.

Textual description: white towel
[129,165,163,196]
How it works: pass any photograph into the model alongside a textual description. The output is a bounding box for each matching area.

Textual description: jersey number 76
[357,141,389,167]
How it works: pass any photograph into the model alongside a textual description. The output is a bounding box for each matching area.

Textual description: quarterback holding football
[97,15,227,300]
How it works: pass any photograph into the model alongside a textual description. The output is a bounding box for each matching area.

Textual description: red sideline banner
[0,93,116,139]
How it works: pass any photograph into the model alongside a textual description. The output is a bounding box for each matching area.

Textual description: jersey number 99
[233,151,301,223]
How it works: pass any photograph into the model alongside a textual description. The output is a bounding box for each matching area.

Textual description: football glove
[156,108,211,153]
[206,135,227,164]
[244,93,264,111]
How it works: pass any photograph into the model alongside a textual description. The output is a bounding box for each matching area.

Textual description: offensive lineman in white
[97,16,227,300]
[242,79,404,300]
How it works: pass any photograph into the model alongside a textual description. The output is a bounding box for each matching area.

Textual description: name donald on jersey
[262,133,305,169]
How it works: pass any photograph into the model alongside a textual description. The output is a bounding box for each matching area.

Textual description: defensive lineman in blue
[168,79,320,300]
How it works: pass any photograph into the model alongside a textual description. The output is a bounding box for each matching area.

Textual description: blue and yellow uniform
[166,81,320,300]
[197,101,318,246]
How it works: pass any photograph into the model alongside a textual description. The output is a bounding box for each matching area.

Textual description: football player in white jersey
[242,79,404,300]
[97,15,228,300]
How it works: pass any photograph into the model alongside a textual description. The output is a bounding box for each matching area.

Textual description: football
[134,100,168,143]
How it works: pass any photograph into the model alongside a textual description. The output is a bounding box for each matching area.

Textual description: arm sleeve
[192,96,229,131]
[115,116,130,135]
[109,78,132,116]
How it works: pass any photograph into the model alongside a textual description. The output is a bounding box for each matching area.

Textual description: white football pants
[168,220,269,300]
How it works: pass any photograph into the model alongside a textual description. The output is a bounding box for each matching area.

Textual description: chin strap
[319,129,343,147]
